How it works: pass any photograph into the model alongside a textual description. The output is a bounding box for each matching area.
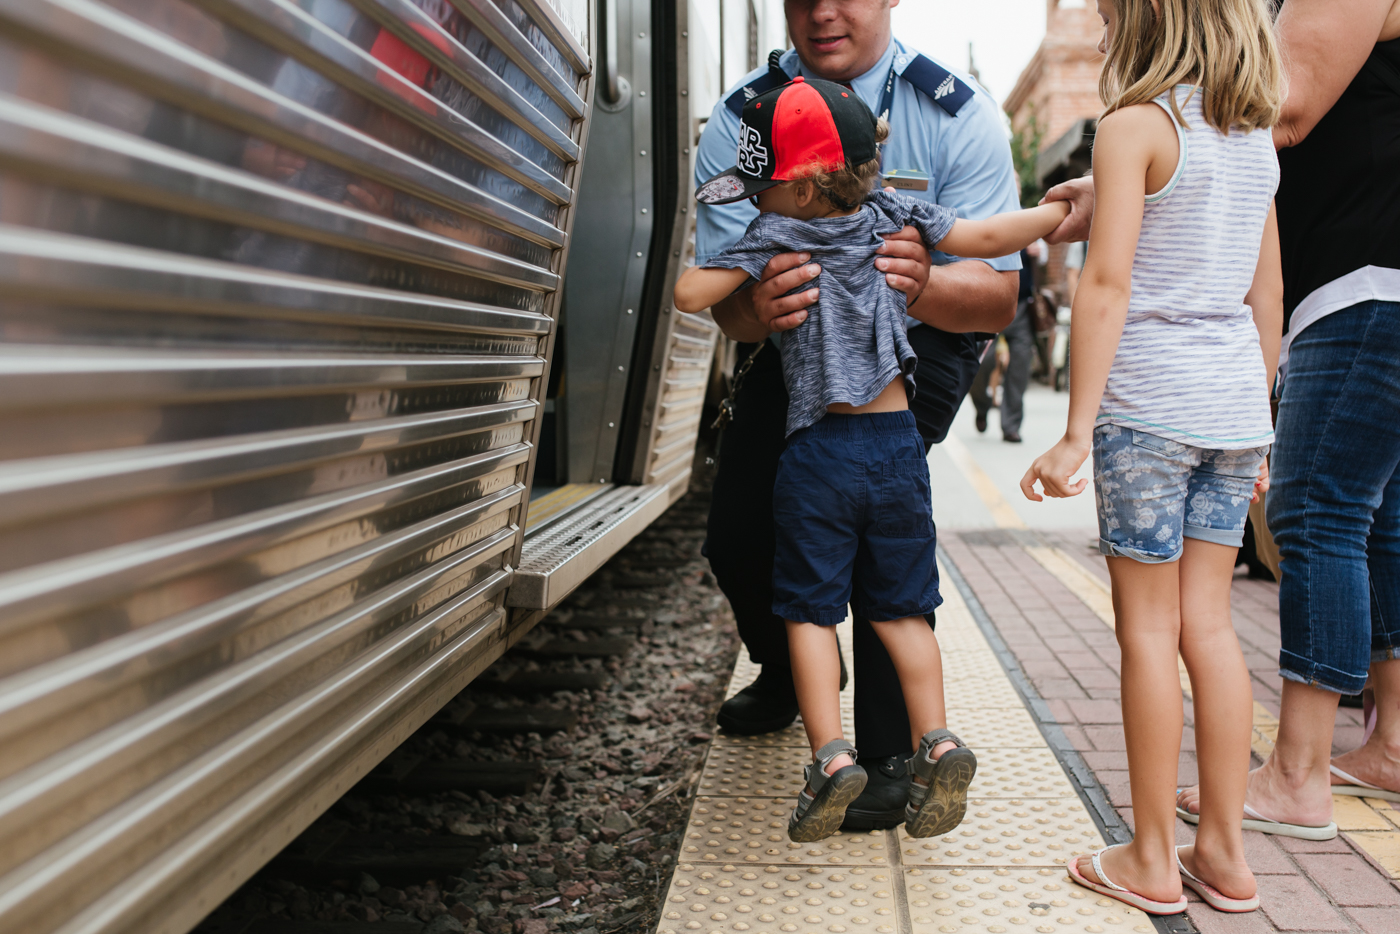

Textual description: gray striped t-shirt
[1100,87,1279,449]
[702,190,956,435]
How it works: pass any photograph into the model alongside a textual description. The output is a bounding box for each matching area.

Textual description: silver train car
[0,0,776,929]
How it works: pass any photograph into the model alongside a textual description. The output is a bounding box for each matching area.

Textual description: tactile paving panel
[699,748,810,797]
[663,557,1133,934]
[904,868,1153,934]
[657,864,901,934]
[699,747,1073,801]
[710,708,1041,751]
[682,798,891,865]
[712,717,855,749]
[943,709,1046,749]
[896,801,1105,869]
[966,750,1075,799]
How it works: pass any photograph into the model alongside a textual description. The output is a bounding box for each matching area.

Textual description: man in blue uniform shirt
[701,0,1020,830]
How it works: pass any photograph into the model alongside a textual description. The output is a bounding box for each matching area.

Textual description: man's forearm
[908,262,1018,333]
[710,289,770,343]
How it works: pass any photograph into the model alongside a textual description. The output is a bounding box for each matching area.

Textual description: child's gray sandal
[905,729,977,838]
[788,739,868,843]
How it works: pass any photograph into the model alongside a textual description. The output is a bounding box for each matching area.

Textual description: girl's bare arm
[1020,104,1175,501]
[674,265,754,314]
[934,202,1071,260]
[1244,202,1284,393]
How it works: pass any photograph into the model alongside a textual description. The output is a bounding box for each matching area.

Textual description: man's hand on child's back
[753,252,821,333]
[710,252,819,341]
[876,224,933,307]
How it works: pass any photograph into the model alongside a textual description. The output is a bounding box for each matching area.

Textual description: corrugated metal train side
[0,0,620,930]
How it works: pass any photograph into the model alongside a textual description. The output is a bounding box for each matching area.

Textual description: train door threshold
[510,483,679,610]
[655,558,1160,934]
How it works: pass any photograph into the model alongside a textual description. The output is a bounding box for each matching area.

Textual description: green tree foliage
[1010,109,1045,209]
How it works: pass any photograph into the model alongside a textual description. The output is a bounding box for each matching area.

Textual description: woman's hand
[1253,458,1271,503]
[1020,435,1091,501]
[1039,177,1095,244]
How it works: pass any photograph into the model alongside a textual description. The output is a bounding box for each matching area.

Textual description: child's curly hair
[804,117,890,211]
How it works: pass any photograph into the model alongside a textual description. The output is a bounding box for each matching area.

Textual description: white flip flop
[1329,764,1400,802]
[1176,846,1259,913]
[1066,845,1188,916]
[1175,801,1338,840]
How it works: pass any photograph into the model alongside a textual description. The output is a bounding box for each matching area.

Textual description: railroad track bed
[196,492,739,934]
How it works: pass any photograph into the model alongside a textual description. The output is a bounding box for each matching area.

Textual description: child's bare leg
[787,620,855,775]
[1075,558,1184,903]
[1177,539,1256,900]
[868,616,958,767]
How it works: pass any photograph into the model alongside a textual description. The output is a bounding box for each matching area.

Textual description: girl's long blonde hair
[1100,0,1282,133]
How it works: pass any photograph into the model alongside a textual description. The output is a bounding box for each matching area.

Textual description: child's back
[707,190,954,435]
[1104,87,1279,448]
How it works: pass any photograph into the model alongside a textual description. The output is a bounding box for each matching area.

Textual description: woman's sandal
[905,729,977,838]
[788,739,868,843]
[1066,844,1188,915]
[1329,764,1400,802]
[1176,846,1260,913]
[1175,796,1338,840]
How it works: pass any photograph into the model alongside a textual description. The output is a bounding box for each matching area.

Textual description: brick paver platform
[942,529,1400,934]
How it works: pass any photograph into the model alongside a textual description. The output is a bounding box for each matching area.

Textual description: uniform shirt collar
[788,38,902,114]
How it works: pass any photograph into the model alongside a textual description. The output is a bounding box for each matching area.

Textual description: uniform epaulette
[901,54,975,117]
[724,50,792,118]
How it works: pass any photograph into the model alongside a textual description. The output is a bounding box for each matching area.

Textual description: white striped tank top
[1098,86,1279,449]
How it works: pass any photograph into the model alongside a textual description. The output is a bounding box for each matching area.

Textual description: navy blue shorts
[771,410,942,625]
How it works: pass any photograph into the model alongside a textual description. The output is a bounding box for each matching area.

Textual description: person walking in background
[972,244,1040,442]
[1022,0,1283,915]
[1174,0,1400,834]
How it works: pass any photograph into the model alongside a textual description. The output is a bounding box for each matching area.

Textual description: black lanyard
[874,63,898,164]
[876,63,898,123]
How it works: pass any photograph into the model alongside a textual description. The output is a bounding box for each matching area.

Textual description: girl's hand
[1020,436,1091,501]
[1252,458,1270,503]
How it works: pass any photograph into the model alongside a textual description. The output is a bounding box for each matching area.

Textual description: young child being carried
[673,76,1070,842]
[1021,0,1284,917]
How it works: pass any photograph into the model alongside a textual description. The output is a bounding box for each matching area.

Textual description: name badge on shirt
[882,169,929,191]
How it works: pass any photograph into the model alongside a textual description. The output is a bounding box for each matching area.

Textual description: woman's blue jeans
[1267,300,1400,694]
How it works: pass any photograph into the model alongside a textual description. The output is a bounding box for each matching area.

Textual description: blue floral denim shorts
[1092,424,1268,563]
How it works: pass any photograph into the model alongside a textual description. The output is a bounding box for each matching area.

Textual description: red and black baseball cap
[695,75,879,205]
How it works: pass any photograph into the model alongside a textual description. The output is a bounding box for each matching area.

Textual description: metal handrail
[601,0,620,103]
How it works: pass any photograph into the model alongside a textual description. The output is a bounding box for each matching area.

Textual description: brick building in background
[1004,0,1105,303]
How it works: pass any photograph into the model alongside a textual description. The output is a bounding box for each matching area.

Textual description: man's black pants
[704,326,982,758]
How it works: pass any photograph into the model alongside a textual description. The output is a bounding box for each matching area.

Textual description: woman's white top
[1098,86,1279,449]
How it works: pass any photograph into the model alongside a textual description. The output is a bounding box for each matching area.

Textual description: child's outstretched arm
[1019,106,1168,501]
[674,265,754,314]
[934,201,1071,260]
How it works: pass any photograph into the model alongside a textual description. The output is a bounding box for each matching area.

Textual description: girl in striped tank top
[1021,0,1284,917]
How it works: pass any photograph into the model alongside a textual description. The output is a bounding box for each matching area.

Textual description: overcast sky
[891,0,1050,108]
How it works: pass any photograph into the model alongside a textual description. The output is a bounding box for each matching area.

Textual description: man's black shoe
[841,753,912,830]
[1002,430,1022,443]
[715,655,847,735]
[975,412,988,433]
[716,668,799,735]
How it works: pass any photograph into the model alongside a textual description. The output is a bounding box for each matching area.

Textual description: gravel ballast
[196,490,740,934]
